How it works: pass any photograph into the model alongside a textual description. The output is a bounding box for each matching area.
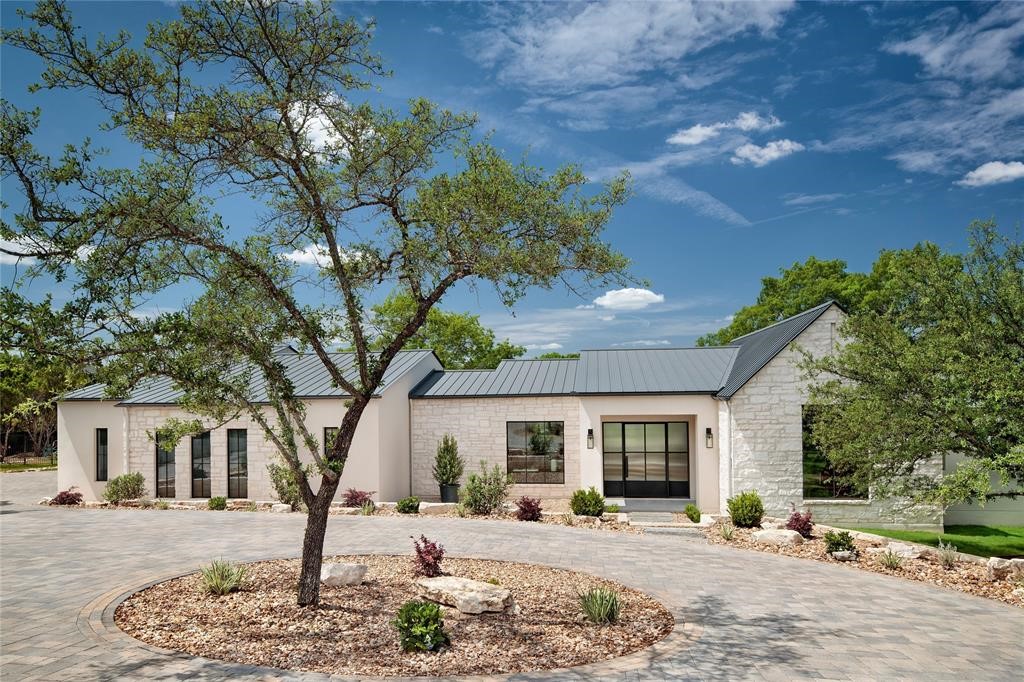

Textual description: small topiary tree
[727,490,764,528]
[432,434,464,485]
[570,487,605,516]
[103,472,147,504]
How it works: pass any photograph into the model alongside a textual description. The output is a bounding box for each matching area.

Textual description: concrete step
[627,511,675,524]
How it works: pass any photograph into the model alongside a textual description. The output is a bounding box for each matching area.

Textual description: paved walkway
[1,471,1021,681]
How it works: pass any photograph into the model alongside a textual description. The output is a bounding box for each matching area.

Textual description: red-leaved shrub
[786,504,814,538]
[50,487,83,506]
[412,535,445,577]
[342,488,375,507]
[515,496,543,521]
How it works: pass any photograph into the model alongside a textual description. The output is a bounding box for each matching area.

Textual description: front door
[602,422,689,497]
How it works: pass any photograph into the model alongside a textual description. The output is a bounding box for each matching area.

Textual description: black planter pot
[439,484,460,503]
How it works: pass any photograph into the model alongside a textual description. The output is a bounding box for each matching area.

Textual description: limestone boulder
[320,562,367,587]
[416,576,514,614]
[270,503,292,513]
[830,550,857,562]
[986,557,1024,582]
[420,502,457,516]
[884,542,924,559]
[752,528,804,546]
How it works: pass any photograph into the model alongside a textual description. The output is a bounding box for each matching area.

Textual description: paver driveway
[1,471,1021,681]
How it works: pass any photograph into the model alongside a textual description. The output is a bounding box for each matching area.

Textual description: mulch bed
[115,555,674,677]
[703,521,1024,608]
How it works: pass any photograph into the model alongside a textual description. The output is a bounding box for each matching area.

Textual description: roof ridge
[727,300,836,344]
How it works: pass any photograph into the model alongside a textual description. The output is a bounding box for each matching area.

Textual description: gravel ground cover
[116,555,674,677]
[704,521,1024,607]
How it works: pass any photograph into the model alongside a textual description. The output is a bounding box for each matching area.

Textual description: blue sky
[2,1,1022,353]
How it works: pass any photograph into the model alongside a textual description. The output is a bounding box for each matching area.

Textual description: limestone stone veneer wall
[410,396,580,500]
[723,304,941,529]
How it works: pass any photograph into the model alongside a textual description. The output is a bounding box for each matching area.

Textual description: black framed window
[802,406,862,499]
[506,421,564,484]
[324,427,339,456]
[227,429,247,498]
[95,428,108,481]
[155,433,175,498]
[191,432,211,498]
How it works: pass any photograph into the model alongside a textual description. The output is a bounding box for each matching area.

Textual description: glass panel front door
[602,422,689,497]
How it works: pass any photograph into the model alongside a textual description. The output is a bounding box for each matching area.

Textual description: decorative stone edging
[77,556,705,681]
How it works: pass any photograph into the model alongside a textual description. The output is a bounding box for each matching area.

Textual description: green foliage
[603,504,620,514]
[267,461,310,511]
[459,461,513,515]
[392,600,450,652]
[719,524,735,541]
[570,487,606,516]
[726,490,764,528]
[804,222,1024,506]
[697,256,873,346]
[370,293,525,369]
[396,496,420,514]
[534,352,580,359]
[823,530,856,554]
[578,587,621,624]
[0,349,86,458]
[359,500,376,516]
[199,559,247,596]
[879,549,904,570]
[103,473,147,504]
[432,434,464,486]
[684,503,701,523]
[936,540,958,570]
[208,496,227,511]
[155,499,170,510]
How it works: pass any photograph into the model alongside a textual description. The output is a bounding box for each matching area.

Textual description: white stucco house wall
[56,302,1022,529]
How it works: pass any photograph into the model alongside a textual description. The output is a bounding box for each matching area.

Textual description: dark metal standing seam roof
[572,347,739,394]
[715,300,836,398]
[62,349,438,404]
[409,359,579,398]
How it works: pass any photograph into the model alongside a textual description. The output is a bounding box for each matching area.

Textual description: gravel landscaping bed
[704,521,1024,608]
[115,555,674,677]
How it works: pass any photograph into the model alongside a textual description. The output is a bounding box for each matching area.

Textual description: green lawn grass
[849,525,1024,558]
[0,461,57,473]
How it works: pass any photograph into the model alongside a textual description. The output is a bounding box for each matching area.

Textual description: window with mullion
[155,434,175,498]
[191,432,212,498]
[95,428,108,481]
[227,429,247,498]
[506,421,564,484]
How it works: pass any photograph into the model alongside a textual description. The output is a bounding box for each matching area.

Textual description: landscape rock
[986,557,1024,582]
[830,550,857,562]
[83,500,109,508]
[416,575,515,614]
[760,521,780,530]
[884,542,924,559]
[320,562,367,586]
[420,502,456,516]
[331,506,360,515]
[270,503,292,513]
[37,497,52,505]
[752,528,804,545]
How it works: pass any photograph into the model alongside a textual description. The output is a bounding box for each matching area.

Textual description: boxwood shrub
[726,490,764,528]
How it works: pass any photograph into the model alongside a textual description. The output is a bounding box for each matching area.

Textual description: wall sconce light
[587,428,595,449]
[705,427,714,449]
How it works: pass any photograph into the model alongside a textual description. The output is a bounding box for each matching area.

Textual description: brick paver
[1,471,1021,680]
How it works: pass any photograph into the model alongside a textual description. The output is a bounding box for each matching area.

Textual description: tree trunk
[296,475,340,606]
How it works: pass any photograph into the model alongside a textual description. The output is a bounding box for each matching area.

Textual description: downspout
[722,399,733,510]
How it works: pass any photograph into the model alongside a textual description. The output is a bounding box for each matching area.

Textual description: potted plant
[432,434,464,503]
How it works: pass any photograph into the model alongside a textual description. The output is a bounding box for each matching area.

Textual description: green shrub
[604,503,620,514]
[396,496,421,514]
[155,499,170,510]
[879,549,903,569]
[267,460,310,511]
[243,501,257,512]
[207,496,227,511]
[459,461,513,515]
[684,503,701,523]
[726,490,764,528]
[360,500,375,516]
[570,487,605,517]
[719,524,735,541]
[823,530,856,554]
[392,600,450,652]
[199,559,246,595]
[432,434,464,486]
[936,540,958,570]
[579,587,620,624]
[103,473,147,504]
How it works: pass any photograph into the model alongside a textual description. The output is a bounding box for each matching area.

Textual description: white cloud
[425,25,444,35]
[667,111,781,146]
[731,139,805,166]
[469,1,794,92]
[0,237,93,264]
[956,160,1024,187]
[883,3,1024,83]
[281,244,331,267]
[611,339,672,347]
[525,342,563,351]
[593,288,665,311]
[782,192,845,206]
[598,314,616,322]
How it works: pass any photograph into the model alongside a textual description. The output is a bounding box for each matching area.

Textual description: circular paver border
[77,554,705,681]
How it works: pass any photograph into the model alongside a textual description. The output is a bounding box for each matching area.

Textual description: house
[59,301,993,529]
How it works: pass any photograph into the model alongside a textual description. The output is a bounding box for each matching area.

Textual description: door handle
[623,454,629,479]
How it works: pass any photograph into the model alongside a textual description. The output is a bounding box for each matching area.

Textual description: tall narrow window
[191,432,211,498]
[95,428,108,481]
[227,429,248,498]
[324,427,339,456]
[156,433,175,498]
